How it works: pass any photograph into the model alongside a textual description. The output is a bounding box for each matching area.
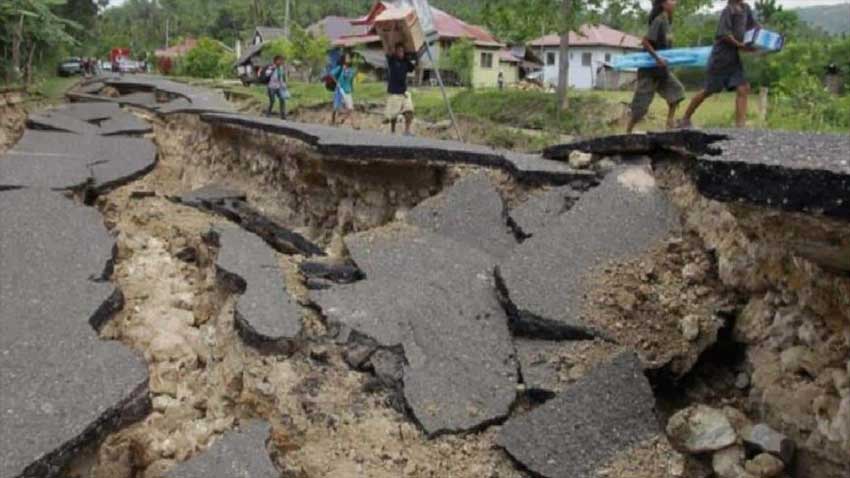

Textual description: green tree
[1,0,80,84]
[182,36,234,78]
[439,38,474,87]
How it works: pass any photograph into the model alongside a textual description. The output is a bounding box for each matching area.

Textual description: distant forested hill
[795,4,850,35]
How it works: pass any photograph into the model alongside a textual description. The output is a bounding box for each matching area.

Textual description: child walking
[331,54,357,129]
[627,0,685,133]
[680,0,758,128]
[267,55,289,119]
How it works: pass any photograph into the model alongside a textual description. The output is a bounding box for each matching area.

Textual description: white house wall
[536,46,635,90]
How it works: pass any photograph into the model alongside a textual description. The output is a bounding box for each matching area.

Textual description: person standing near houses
[679,0,758,128]
[627,0,685,133]
[331,53,357,129]
[266,55,289,119]
[385,43,417,136]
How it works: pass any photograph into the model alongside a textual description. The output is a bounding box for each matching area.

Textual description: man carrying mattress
[627,0,686,133]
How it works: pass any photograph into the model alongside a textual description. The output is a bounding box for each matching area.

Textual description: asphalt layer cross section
[407,171,517,258]
[498,164,680,339]
[696,128,850,220]
[164,421,278,478]
[0,188,149,478]
[311,225,517,436]
[0,129,156,191]
[200,112,589,185]
[497,352,659,478]
[215,226,304,346]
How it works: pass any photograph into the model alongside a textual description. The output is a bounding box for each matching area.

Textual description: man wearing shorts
[680,0,758,128]
[385,43,416,135]
[627,0,685,133]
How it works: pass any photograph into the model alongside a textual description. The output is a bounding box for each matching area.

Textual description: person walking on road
[627,0,685,133]
[680,0,759,128]
[266,55,289,119]
[384,43,417,136]
[331,54,357,128]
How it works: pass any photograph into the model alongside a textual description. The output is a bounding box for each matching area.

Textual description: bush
[182,37,234,79]
[440,39,474,87]
[768,66,850,132]
[157,56,174,75]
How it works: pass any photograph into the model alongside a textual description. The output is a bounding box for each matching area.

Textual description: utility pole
[557,0,572,111]
[165,17,170,49]
[284,0,291,39]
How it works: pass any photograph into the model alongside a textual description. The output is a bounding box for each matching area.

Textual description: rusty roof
[528,24,641,50]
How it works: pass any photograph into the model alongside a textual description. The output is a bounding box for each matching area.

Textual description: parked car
[118,59,144,73]
[57,57,82,76]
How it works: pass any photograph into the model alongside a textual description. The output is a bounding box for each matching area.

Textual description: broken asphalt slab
[175,185,324,257]
[0,130,156,191]
[514,339,622,396]
[164,421,277,478]
[498,164,680,339]
[497,353,659,478]
[27,110,102,135]
[407,172,517,258]
[694,129,850,220]
[508,185,583,239]
[52,101,121,122]
[311,225,517,435]
[102,75,235,114]
[0,188,149,478]
[98,111,153,136]
[200,113,591,185]
[215,226,304,347]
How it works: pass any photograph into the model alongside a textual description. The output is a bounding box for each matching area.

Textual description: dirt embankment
[0,89,27,155]
[657,162,850,478]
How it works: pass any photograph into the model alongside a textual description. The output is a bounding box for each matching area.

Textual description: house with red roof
[334,2,537,88]
[528,24,642,90]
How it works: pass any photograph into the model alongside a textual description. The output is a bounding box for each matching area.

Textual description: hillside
[795,3,850,35]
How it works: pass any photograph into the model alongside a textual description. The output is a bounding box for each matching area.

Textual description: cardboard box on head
[374,5,426,54]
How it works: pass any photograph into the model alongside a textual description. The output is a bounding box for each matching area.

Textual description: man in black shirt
[680,0,758,128]
[385,43,417,135]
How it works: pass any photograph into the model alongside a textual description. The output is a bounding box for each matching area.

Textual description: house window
[546,52,556,66]
[480,52,493,69]
[605,53,612,63]
[582,52,592,66]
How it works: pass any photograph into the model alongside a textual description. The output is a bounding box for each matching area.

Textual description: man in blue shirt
[384,43,417,135]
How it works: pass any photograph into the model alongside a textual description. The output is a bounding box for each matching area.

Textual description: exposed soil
[0,89,27,155]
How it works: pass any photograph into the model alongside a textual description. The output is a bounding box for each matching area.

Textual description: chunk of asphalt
[98,111,153,136]
[407,172,517,258]
[174,186,324,258]
[215,226,303,346]
[176,184,247,209]
[52,101,120,122]
[496,352,659,478]
[104,76,235,114]
[208,199,325,257]
[299,259,363,285]
[696,128,850,220]
[312,225,517,436]
[509,185,583,238]
[0,189,149,478]
[498,164,680,339]
[27,110,102,135]
[0,130,156,191]
[164,421,277,478]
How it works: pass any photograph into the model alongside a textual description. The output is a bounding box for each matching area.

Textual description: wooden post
[759,87,769,123]
[557,0,572,111]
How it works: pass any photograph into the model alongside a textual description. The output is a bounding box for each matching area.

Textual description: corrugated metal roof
[528,24,641,50]
[255,26,286,42]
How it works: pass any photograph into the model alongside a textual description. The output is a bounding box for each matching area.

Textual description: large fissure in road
[2,77,848,478]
